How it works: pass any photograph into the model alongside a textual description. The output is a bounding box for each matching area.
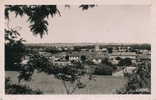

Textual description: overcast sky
[7,5,150,43]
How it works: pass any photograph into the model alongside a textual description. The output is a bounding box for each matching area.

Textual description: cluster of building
[19,44,151,78]
[36,45,151,67]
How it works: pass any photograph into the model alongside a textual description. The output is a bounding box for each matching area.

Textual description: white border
[0,0,151,5]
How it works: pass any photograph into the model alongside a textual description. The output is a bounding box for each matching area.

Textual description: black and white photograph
[4,5,151,95]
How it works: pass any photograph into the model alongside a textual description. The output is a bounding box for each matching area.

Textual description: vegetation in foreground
[116,61,151,94]
[5,77,42,94]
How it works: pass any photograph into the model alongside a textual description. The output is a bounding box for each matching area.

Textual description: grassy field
[6,71,127,94]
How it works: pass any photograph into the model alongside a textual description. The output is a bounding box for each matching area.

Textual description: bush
[116,61,151,94]
[77,82,86,89]
[101,58,112,66]
[5,77,43,94]
[94,64,113,75]
[118,58,132,66]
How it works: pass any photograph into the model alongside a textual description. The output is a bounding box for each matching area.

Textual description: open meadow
[6,71,128,94]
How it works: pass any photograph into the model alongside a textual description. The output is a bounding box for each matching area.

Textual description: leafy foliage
[80,55,86,63]
[118,58,132,66]
[53,62,85,81]
[79,5,95,10]
[5,29,26,71]
[5,77,42,94]
[5,5,95,38]
[5,5,60,38]
[18,52,53,83]
[107,47,113,53]
[94,64,113,75]
[116,61,151,94]
[53,62,86,94]
[17,52,87,94]
[101,58,112,66]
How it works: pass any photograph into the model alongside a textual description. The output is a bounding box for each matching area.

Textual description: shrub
[118,58,132,66]
[94,64,113,75]
[116,61,151,94]
[5,77,43,94]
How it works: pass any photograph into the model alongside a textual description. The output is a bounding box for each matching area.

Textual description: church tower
[95,44,100,51]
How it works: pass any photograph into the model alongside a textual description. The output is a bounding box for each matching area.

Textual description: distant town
[6,43,151,94]
[24,43,151,77]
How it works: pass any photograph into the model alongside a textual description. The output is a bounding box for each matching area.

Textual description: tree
[5,5,96,94]
[5,5,95,38]
[5,5,60,38]
[94,64,113,75]
[80,55,86,63]
[5,77,42,94]
[53,62,86,94]
[101,58,112,66]
[116,61,151,94]
[118,58,132,66]
[115,56,121,60]
[17,52,53,83]
[79,5,95,10]
[17,53,87,94]
[107,47,113,53]
[5,28,26,71]
[65,55,69,61]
